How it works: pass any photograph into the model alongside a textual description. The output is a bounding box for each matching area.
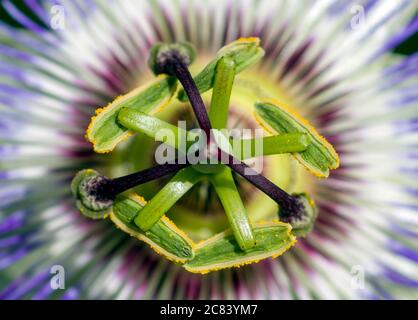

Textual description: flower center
[107,61,312,240]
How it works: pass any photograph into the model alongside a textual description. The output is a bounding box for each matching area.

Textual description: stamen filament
[134,166,202,231]
[236,133,309,159]
[209,57,236,129]
[209,167,255,250]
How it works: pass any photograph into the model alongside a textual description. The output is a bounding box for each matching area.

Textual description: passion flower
[1,0,418,299]
[73,39,337,271]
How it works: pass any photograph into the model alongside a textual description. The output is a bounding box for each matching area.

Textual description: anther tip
[71,169,113,219]
[278,193,318,238]
[148,42,196,75]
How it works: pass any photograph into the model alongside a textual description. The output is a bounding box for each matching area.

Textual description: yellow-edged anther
[86,77,177,153]
[109,192,196,264]
[255,98,339,178]
[183,221,296,274]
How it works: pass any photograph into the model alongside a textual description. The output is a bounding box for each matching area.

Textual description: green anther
[112,194,195,262]
[184,221,296,274]
[209,167,255,251]
[255,100,340,177]
[134,167,202,231]
[209,57,236,128]
[178,38,264,101]
[86,77,178,153]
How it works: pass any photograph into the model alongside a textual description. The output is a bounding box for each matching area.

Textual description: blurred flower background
[1,0,418,300]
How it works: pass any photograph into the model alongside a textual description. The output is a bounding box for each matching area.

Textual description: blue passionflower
[1,0,418,299]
